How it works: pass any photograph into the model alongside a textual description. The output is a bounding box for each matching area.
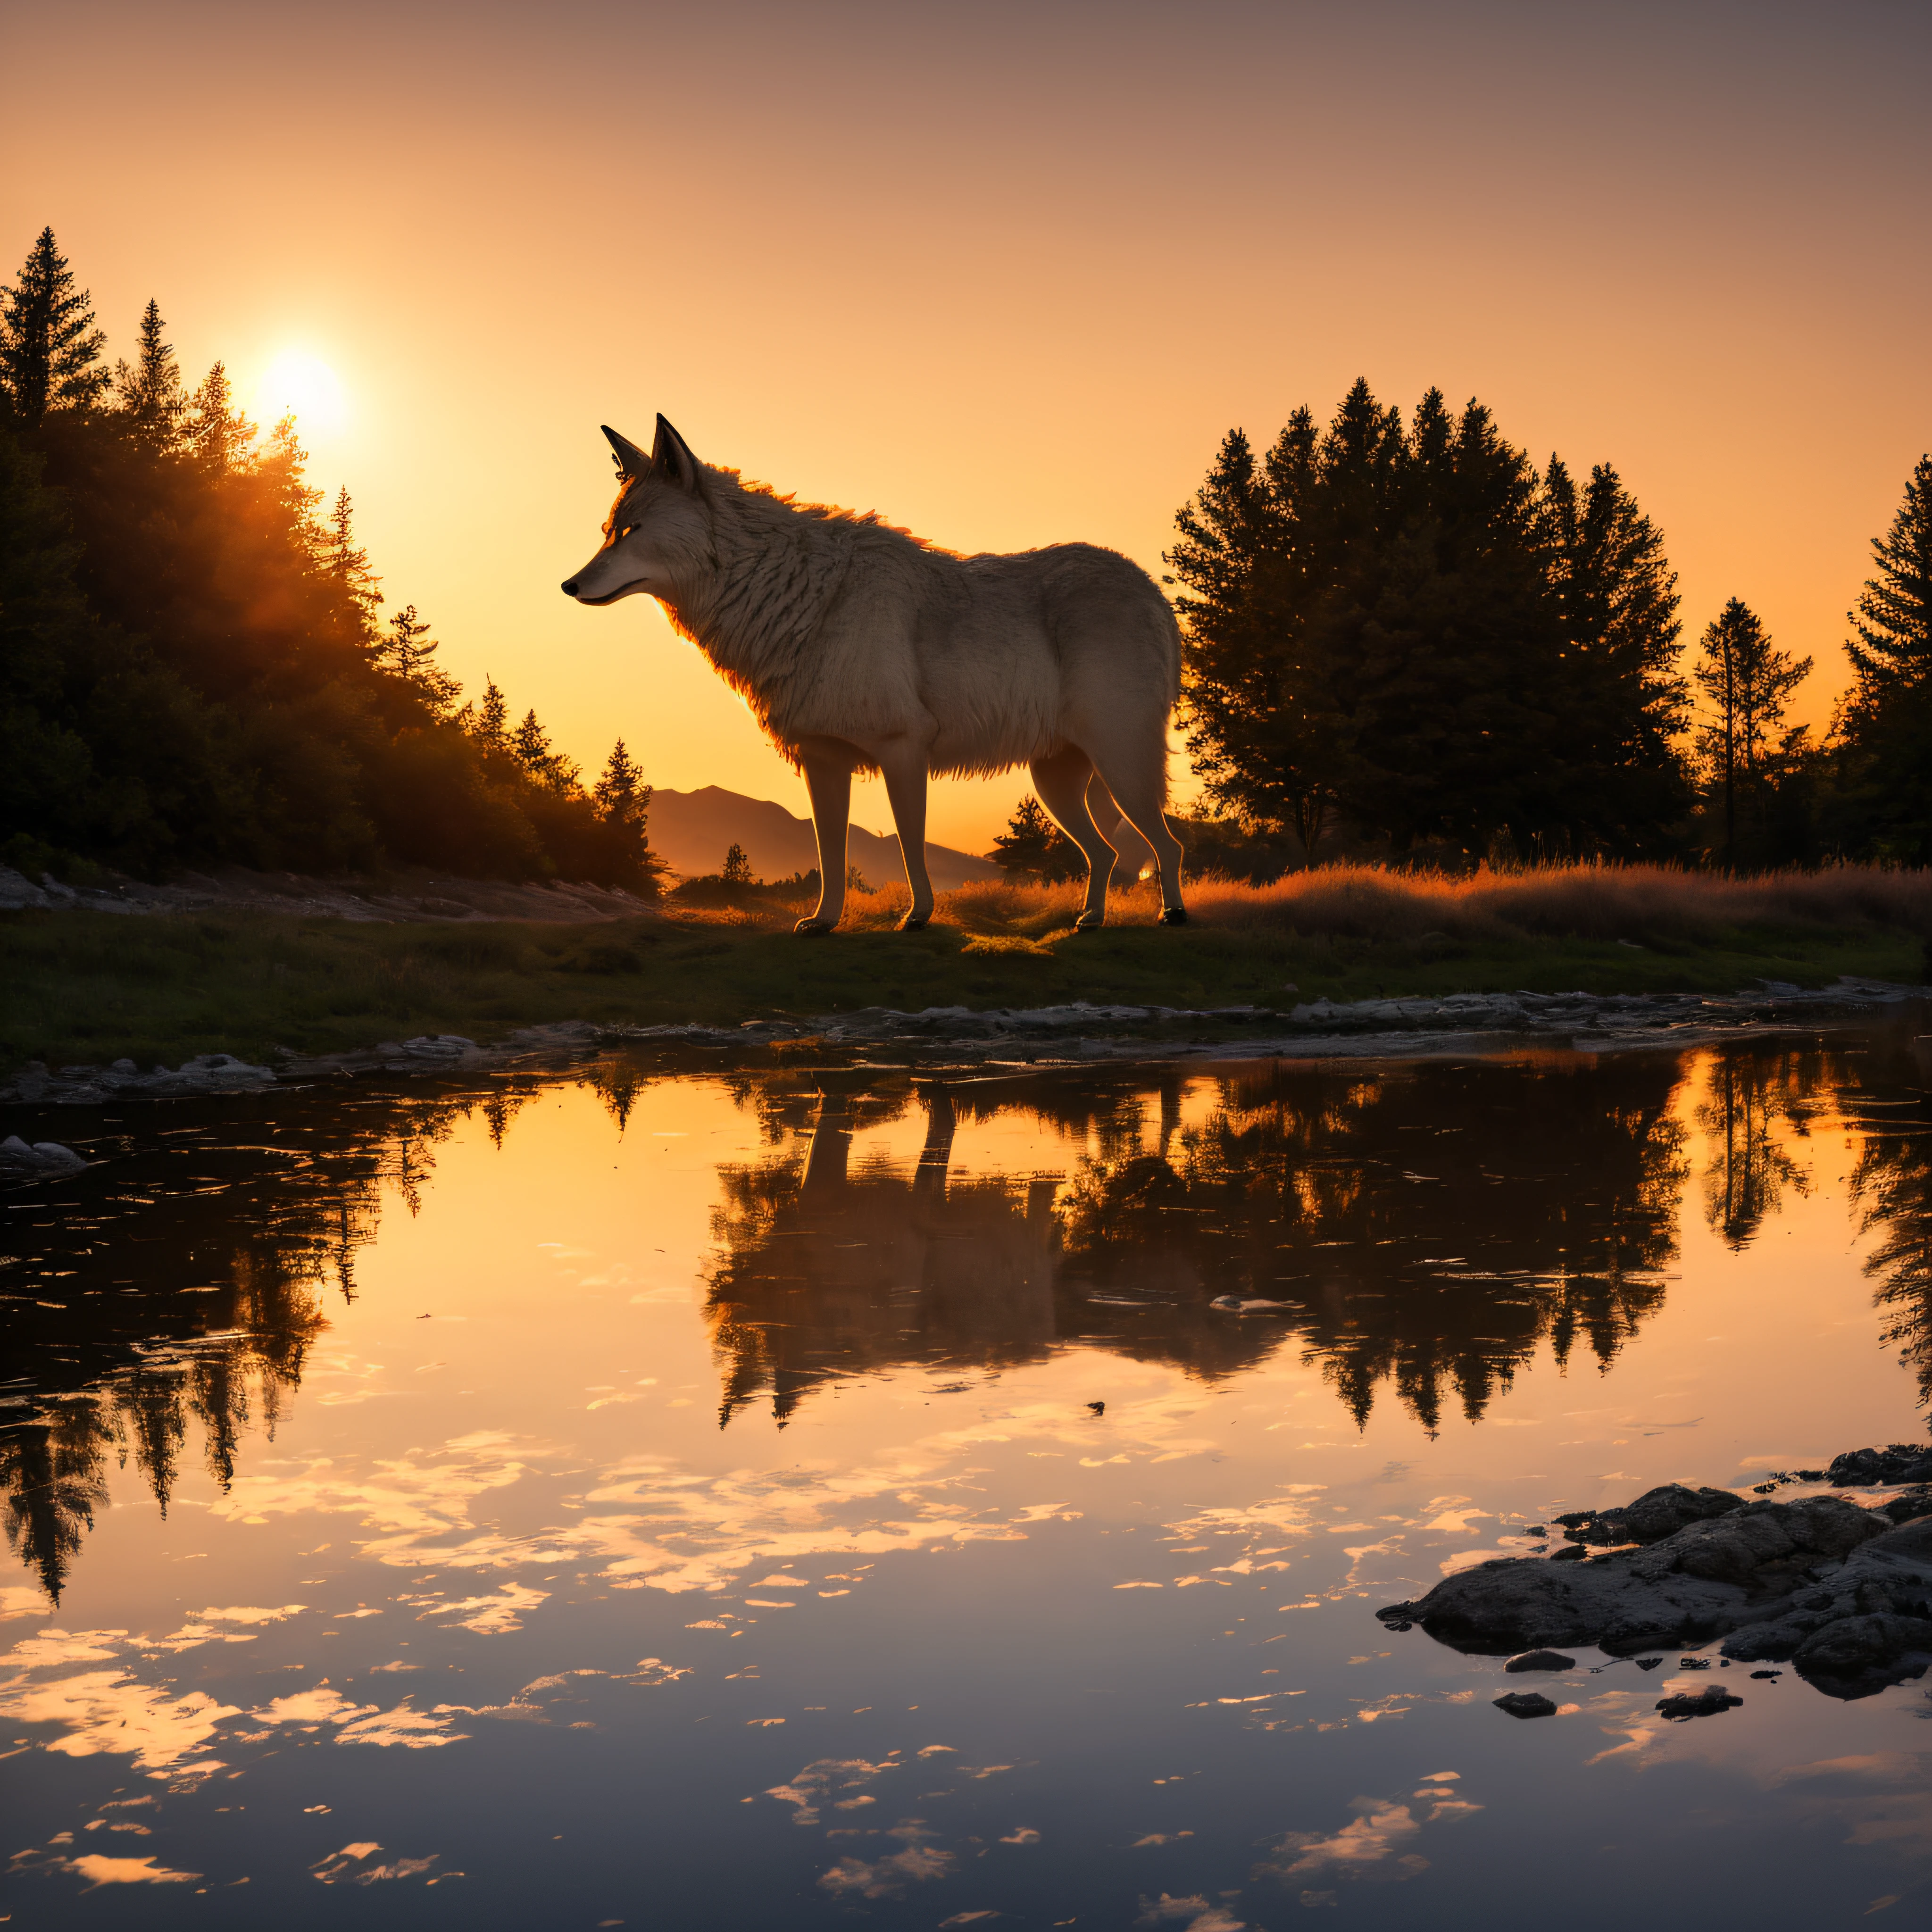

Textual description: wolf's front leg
[797,755,853,933]
[879,744,935,930]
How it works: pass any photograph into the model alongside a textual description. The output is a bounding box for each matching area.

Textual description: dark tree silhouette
[0,230,662,890]
[1839,454,1932,860]
[0,227,109,423]
[1693,599,1811,866]
[990,794,1080,880]
[594,738,650,834]
[113,298,186,447]
[1169,379,1690,861]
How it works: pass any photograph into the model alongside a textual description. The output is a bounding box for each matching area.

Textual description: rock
[1505,1649,1575,1673]
[1791,1614,1932,1686]
[0,1134,87,1174]
[1881,1488,1932,1525]
[1657,1688,1743,1720]
[1566,1483,1745,1547]
[1493,1691,1557,1718]
[1827,1445,1932,1487]
[1382,1492,1902,1679]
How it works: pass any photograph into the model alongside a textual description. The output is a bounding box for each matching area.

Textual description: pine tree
[186,361,255,472]
[468,677,511,756]
[1839,454,1932,860]
[1693,599,1810,866]
[322,487,382,639]
[721,841,754,885]
[1171,380,1689,862]
[593,738,650,833]
[512,707,580,791]
[1847,454,1932,702]
[113,299,186,448]
[380,604,460,715]
[0,227,110,422]
[990,795,1080,879]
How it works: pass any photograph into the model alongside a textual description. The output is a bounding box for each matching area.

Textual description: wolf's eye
[618,525,635,541]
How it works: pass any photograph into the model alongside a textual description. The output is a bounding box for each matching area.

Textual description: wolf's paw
[793,918,836,937]
[1158,906,1189,926]
[1073,911,1106,932]
[898,913,930,933]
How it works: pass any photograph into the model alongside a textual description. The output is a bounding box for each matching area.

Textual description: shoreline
[5,978,1927,1110]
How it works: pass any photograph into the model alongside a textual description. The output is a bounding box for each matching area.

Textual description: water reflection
[5,1027,1931,1605]
[1696,1041,1827,1246]
[1845,1035,1932,1406]
[704,1056,1691,1434]
[1,1084,533,1597]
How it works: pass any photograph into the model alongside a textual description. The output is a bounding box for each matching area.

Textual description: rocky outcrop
[1555,1482,1746,1547]
[1380,1469,1932,1699]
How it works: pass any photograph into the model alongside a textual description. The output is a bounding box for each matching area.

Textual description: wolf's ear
[601,425,652,480]
[651,415,701,493]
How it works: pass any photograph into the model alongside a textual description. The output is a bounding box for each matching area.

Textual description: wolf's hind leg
[797,754,853,933]
[1031,747,1116,929]
[1089,743,1187,924]
[879,744,935,931]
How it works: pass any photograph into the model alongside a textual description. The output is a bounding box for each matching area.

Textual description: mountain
[645,786,1005,890]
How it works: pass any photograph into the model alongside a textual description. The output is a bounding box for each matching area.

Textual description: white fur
[564,418,1186,931]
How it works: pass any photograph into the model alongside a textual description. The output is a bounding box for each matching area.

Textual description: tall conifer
[0,228,110,422]
[593,739,650,832]
[187,362,255,472]
[114,300,186,448]
[1693,600,1809,866]
[1840,454,1932,859]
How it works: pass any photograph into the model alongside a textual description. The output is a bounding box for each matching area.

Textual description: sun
[252,350,347,437]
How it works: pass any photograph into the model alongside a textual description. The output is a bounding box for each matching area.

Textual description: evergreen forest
[5,228,1929,896]
[1162,380,1932,872]
[0,229,660,891]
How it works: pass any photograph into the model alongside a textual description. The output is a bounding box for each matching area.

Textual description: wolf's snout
[560,578,580,597]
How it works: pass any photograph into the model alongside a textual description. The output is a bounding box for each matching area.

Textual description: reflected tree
[1845,1038,1932,1407]
[1696,1041,1824,1247]
[703,1056,1693,1434]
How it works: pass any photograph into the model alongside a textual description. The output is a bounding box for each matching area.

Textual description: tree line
[1158,379,1932,873]
[0,227,662,890]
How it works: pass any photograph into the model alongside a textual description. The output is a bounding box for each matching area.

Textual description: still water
[4,1024,1931,1929]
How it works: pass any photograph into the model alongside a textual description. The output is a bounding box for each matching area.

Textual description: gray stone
[1505,1649,1576,1673]
[1382,1484,1932,1698]
[1827,1444,1932,1487]
[0,1134,86,1174]
[1493,1691,1557,1718]
[1657,1687,1742,1719]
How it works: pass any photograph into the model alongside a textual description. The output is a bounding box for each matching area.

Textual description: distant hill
[647,785,1004,889]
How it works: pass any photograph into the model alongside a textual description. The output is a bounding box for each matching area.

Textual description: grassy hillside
[4,865,1928,1074]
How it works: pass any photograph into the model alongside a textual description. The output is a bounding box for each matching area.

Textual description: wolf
[562,416,1186,933]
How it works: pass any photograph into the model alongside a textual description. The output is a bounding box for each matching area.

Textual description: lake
[4,1018,1931,1928]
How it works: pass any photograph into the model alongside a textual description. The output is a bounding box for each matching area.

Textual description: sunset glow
[250,350,346,439]
[5,0,1928,851]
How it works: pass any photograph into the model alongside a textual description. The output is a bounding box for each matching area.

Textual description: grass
[3,863,1928,1074]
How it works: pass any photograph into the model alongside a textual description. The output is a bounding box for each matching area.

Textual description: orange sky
[8,0,1930,853]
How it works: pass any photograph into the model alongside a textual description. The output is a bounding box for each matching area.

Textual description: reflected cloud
[0,1668,240,1772]
[59,1852,201,1890]
[1135,1899,1249,1932]
[817,1822,952,1897]
[1256,1796,1430,1884]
